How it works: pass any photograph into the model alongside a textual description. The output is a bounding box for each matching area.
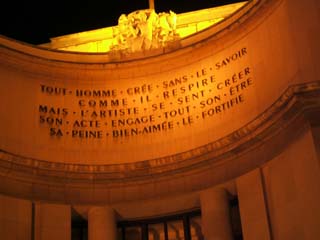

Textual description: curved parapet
[0,0,319,204]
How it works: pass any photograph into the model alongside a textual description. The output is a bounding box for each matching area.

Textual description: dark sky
[0,0,243,45]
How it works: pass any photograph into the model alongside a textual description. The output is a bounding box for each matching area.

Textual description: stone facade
[0,0,320,239]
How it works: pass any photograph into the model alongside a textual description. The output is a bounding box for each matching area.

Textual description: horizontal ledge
[0,81,319,183]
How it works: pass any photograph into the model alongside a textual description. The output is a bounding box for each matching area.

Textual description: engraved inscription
[38,47,253,139]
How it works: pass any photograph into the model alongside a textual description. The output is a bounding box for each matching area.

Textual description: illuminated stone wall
[32,46,254,164]
[1,0,319,166]
[0,0,319,206]
[0,0,320,239]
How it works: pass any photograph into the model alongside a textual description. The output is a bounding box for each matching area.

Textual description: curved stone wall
[0,0,319,203]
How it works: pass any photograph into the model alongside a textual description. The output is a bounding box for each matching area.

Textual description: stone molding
[1,0,319,204]
[0,81,319,185]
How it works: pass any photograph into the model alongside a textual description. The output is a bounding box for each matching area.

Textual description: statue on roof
[111,9,179,53]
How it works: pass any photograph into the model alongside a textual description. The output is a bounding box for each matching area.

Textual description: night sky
[0,0,243,45]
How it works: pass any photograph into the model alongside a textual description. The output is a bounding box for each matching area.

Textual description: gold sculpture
[111,9,179,52]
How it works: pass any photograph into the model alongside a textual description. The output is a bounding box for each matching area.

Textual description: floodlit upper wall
[0,0,319,203]
[41,2,246,52]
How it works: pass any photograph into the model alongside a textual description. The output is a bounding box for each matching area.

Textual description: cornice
[0,81,319,187]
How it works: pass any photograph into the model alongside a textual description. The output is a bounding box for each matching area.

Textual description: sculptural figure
[110,9,179,53]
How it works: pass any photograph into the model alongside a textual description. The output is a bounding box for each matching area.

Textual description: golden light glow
[41,2,246,53]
